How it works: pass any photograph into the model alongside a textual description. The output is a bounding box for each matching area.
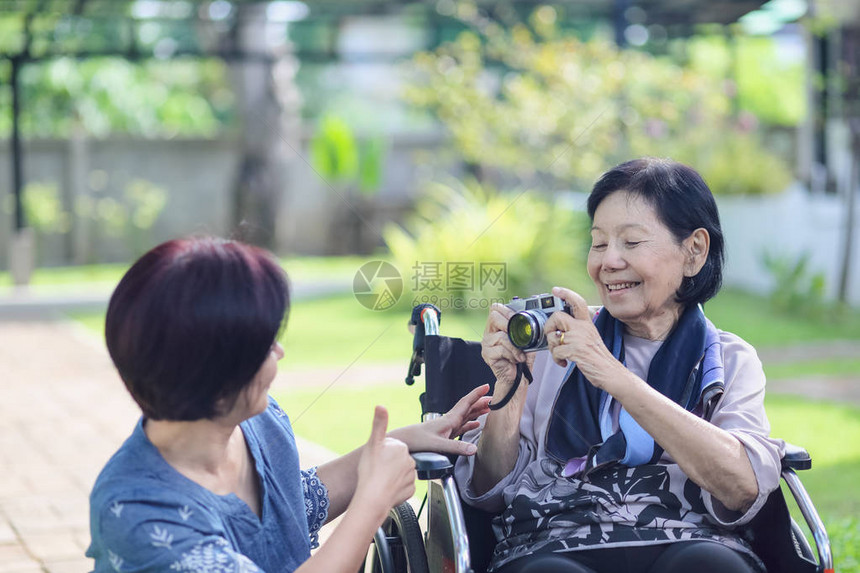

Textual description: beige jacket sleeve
[696,331,784,526]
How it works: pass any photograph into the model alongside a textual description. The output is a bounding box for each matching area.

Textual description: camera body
[506,293,571,352]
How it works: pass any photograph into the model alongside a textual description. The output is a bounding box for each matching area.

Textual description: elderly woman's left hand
[388,384,491,456]
[544,287,622,390]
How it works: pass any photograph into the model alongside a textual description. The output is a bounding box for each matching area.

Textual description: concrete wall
[717,183,860,306]
[0,137,238,267]
[0,130,452,267]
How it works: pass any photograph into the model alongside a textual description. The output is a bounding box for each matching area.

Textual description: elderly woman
[87,237,490,573]
[454,158,783,573]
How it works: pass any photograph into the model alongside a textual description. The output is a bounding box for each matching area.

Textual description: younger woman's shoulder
[248,396,295,437]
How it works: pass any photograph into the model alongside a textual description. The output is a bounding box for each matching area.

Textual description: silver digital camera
[506,293,571,352]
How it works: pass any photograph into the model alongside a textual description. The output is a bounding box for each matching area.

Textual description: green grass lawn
[765,358,860,380]
[767,395,860,517]
[706,288,860,347]
[279,294,487,370]
[0,261,130,288]
[0,255,370,291]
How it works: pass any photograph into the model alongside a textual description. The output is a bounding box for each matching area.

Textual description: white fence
[717,183,859,307]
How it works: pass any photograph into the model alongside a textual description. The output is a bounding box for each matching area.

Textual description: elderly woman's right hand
[481,303,535,389]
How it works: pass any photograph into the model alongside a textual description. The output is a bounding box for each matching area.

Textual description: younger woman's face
[239,341,285,419]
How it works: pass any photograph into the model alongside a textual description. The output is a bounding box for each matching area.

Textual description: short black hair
[587,157,725,306]
[105,237,290,421]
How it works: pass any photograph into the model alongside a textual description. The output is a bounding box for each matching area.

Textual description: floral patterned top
[87,397,330,572]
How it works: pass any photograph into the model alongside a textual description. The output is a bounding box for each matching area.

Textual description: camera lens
[508,311,548,350]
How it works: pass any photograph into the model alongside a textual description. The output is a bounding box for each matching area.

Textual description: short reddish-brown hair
[105,237,290,421]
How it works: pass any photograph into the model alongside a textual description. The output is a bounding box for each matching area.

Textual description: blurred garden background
[1,0,859,571]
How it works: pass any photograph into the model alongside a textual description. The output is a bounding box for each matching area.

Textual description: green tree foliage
[0,57,234,138]
[0,3,235,138]
[687,34,806,127]
[405,9,792,195]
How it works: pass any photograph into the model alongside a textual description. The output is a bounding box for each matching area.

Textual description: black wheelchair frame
[365,305,834,573]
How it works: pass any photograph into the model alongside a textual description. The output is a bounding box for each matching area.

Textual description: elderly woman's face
[587,191,690,340]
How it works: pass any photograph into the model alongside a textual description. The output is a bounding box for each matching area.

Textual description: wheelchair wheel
[789,518,816,562]
[366,502,429,573]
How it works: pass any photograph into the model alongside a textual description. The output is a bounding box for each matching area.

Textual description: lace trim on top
[301,467,329,549]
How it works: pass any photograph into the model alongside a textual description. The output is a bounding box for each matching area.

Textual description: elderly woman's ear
[684,228,711,278]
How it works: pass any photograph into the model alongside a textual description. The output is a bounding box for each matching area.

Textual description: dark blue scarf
[545,305,724,477]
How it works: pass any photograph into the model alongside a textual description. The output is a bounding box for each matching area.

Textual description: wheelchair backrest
[420,335,497,417]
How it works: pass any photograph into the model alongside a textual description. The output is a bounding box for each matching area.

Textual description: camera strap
[488,362,533,410]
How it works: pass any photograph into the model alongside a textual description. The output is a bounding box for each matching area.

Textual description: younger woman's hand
[354,406,416,520]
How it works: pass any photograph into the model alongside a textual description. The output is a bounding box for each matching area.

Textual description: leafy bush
[309,114,388,254]
[688,129,792,196]
[21,182,70,233]
[310,115,360,186]
[4,177,168,263]
[405,9,792,196]
[309,114,385,196]
[762,251,827,315]
[383,180,591,312]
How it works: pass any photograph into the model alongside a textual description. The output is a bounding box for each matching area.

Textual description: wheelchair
[364,304,834,573]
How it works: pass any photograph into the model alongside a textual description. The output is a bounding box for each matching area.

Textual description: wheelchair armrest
[412,452,454,480]
[782,442,812,471]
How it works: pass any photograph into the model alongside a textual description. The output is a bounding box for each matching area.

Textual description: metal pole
[613,0,631,48]
[11,55,25,231]
[837,28,858,304]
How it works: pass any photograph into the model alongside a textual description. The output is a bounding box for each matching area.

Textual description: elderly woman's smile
[605,282,640,291]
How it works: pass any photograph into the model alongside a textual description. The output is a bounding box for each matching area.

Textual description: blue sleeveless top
[87,397,329,572]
